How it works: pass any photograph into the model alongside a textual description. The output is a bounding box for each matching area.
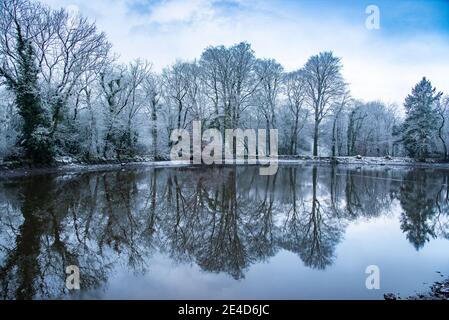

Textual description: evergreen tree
[401,77,442,160]
[0,24,53,164]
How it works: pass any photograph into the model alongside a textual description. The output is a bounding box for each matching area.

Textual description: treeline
[0,0,448,164]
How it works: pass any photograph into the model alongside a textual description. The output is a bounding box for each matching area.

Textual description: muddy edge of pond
[1,156,449,179]
[385,277,449,300]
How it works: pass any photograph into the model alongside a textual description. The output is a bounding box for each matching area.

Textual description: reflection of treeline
[0,166,448,299]
[0,175,111,299]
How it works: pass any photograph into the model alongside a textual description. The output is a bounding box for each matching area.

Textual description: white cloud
[40,0,449,106]
[148,0,214,24]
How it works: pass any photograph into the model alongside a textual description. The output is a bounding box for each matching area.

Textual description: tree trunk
[177,100,182,130]
[266,119,271,156]
[438,114,447,160]
[152,100,158,159]
[292,111,299,155]
[313,120,319,157]
[331,116,337,157]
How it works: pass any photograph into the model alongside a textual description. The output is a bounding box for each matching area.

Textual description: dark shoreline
[0,160,186,179]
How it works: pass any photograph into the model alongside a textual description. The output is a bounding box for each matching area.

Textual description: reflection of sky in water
[83,204,449,300]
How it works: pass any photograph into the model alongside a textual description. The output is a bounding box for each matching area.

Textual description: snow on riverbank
[1,156,449,179]
[0,158,193,179]
[279,155,449,168]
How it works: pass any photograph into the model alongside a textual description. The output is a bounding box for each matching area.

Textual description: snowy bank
[1,155,449,179]
[278,155,449,168]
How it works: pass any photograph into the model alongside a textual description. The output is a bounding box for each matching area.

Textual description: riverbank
[1,155,449,179]
[385,276,449,300]
[278,155,449,169]
[0,157,191,179]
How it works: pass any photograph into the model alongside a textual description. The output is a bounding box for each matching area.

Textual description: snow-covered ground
[1,155,449,179]
[278,155,449,168]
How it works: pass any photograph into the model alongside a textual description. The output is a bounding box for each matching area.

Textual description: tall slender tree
[303,52,346,157]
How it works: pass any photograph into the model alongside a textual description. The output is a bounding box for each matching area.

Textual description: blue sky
[41,0,449,105]
[288,0,449,35]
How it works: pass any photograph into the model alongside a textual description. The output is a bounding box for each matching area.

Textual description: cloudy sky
[40,0,449,106]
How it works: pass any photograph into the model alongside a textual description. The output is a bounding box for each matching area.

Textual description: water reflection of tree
[279,167,344,269]
[158,168,278,279]
[0,177,47,299]
[398,170,449,249]
[0,176,109,299]
[99,171,148,269]
[435,174,449,240]
[194,170,247,279]
[344,169,397,219]
[1,166,448,299]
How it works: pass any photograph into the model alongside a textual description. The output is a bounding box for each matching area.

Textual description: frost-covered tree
[0,88,19,159]
[254,59,283,130]
[0,1,53,163]
[143,72,163,159]
[162,62,191,132]
[346,101,399,157]
[99,60,151,159]
[283,70,308,155]
[199,42,260,132]
[401,77,442,160]
[330,91,351,157]
[253,59,283,152]
[0,0,110,163]
[303,52,346,157]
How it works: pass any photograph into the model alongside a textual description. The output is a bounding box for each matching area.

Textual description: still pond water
[0,165,448,300]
